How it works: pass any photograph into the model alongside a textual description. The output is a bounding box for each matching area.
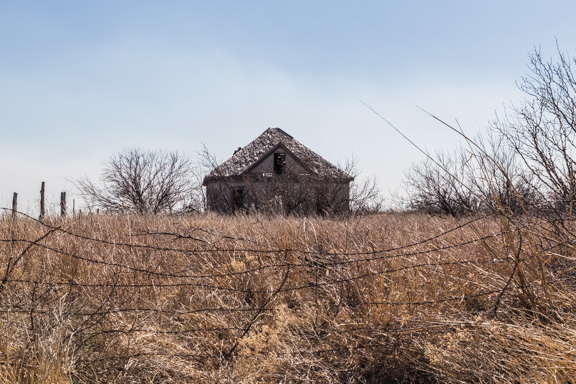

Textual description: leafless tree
[403,132,539,216]
[468,132,540,215]
[403,45,576,217]
[403,149,480,216]
[77,148,198,214]
[493,44,576,214]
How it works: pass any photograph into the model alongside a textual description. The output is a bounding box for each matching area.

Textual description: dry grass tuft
[0,212,574,383]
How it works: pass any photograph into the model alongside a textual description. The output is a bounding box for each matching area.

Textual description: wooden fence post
[61,192,66,217]
[39,182,45,220]
[12,192,17,218]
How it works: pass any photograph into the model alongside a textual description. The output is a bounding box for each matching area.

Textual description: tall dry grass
[0,211,574,383]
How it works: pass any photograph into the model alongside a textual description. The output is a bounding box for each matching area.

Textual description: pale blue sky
[2,1,576,212]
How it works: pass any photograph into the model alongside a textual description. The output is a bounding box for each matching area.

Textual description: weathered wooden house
[202,128,354,215]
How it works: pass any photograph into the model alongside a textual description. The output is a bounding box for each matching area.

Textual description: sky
[2,0,576,213]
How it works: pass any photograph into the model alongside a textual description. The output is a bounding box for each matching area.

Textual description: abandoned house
[202,128,354,215]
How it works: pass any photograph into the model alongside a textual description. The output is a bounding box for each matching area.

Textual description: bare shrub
[76,148,199,214]
[404,148,480,216]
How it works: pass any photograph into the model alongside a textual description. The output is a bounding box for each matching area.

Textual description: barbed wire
[0,208,567,369]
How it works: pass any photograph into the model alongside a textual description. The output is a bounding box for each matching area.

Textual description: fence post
[61,192,66,217]
[39,182,45,220]
[12,192,17,218]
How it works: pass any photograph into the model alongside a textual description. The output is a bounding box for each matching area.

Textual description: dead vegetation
[0,211,574,383]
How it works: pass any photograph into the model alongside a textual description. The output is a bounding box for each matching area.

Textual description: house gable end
[243,142,315,176]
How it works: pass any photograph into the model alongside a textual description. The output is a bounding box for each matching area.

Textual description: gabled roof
[205,128,352,180]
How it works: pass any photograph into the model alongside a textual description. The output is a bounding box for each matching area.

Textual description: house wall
[205,179,245,214]
[205,177,351,215]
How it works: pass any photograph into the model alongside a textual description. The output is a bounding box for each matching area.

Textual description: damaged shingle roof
[205,128,352,179]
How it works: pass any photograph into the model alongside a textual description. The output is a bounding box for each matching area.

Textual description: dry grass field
[0,211,575,383]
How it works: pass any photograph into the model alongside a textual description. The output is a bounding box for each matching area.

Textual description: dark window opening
[232,188,244,212]
[274,153,286,175]
[316,188,329,216]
